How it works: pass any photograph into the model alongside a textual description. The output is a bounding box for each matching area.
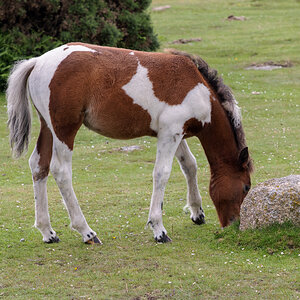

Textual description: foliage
[0,29,62,91]
[0,0,159,91]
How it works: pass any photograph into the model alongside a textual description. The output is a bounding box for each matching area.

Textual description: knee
[188,159,198,177]
[182,157,197,177]
[153,165,171,187]
[50,160,70,185]
[29,149,39,172]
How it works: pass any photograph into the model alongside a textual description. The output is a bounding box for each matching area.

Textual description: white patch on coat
[27,44,96,140]
[29,147,41,177]
[221,98,241,128]
[129,51,135,55]
[122,61,211,134]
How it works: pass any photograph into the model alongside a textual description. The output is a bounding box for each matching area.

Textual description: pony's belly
[83,103,157,139]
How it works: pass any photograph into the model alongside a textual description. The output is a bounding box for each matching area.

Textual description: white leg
[50,139,101,243]
[29,147,59,243]
[148,133,183,242]
[175,140,205,224]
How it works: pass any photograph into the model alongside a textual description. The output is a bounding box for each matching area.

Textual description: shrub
[0,0,159,91]
[0,29,62,91]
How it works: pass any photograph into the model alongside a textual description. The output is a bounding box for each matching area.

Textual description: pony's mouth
[221,215,239,228]
[229,216,237,223]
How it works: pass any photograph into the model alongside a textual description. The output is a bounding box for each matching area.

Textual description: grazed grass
[1,0,300,298]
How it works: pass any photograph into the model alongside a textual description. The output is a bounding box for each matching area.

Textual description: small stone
[226,15,247,21]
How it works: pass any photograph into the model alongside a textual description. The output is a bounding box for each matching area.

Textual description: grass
[1,0,300,298]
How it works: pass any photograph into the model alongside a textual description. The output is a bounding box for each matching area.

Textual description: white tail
[6,58,37,158]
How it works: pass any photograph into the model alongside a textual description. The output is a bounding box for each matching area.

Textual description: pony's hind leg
[29,117,60,243]
[50,137,101,244]
[175,140,205,225]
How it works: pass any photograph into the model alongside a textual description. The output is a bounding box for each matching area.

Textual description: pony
[6,43,253,244]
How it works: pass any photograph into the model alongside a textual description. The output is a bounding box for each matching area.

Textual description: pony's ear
[239,147,249,168]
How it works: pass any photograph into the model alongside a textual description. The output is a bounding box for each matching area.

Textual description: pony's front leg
[148,134,183,243]
[50,139,101,244]
[175,140,205,225]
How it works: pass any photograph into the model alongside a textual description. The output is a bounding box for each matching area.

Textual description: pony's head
[209,147,253,227]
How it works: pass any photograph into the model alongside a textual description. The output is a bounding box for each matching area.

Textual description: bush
[0,28,63,91]
[0,0,159,91]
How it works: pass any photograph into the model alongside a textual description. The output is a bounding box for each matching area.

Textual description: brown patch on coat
[138,53,203,105]
[34,116,53,181]
[49,54,88,149]
[183,118,203,138]
[69,42,208,105]
[198,98,239,170]
[49,48,158,148]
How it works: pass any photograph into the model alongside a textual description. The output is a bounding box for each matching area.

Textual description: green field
[0,0,299,298]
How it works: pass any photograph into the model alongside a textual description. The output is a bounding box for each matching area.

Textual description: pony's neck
[197,99,239,177]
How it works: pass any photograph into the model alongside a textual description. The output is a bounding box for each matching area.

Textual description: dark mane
[166,49,253,172]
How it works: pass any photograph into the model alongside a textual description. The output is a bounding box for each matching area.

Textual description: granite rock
[240,175,300,230]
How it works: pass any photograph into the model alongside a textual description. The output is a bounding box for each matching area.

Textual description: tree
[0,0,159,91]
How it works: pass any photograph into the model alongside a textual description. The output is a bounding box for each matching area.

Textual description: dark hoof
[85,236,102,245]
[192,214,205,225]
[45,236,60,243]
[155,232,172,243]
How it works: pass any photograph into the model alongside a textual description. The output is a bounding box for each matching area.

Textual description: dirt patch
[226,15,247,21]
[172,38,202,44]
[246,61,293,70]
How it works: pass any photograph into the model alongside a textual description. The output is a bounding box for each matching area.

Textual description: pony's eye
[243,184,250,194]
